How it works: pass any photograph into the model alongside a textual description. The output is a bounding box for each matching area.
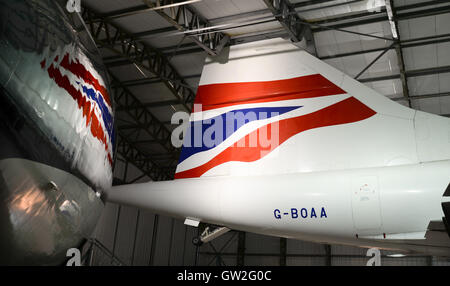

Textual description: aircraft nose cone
[0,158,103,265]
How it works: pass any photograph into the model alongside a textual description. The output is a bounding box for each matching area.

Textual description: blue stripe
[79,83,115,148]
[179,106,301,163]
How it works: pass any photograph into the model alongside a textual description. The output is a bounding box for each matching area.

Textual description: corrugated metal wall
[89,159,450,266]
[92,204,450,266]
[93,202,201,266]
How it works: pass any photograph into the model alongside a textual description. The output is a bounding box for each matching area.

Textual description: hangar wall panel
[245,233,279,254]
[94,203,119,251]
[287,257,327,266]
[287,240,327,255]
[114,206,139,265]
[131,210,157,266]
[153,216,174,266]
[245,256,279,266]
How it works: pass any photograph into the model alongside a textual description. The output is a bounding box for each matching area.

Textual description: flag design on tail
[175,74,376,179]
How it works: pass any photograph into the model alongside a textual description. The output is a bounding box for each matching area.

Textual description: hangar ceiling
[77,0,450,182]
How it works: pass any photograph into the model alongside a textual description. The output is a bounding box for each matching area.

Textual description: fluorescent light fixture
[108,0,203,19]
[366,0,385,13]
[387,253,407,258]
[144,0,203,11]
[385,0,399,39]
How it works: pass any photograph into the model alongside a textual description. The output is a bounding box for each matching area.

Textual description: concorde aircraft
[107,35,450,257]
[1,0,450,265]
[0,0,112,264]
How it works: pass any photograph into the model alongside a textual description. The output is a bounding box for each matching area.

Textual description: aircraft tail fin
[174,38,440,179]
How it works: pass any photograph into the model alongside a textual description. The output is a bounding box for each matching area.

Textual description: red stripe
[59,53,112,106]
[194,74,345,112]
[43,60,112,166]
[175,97,376,179]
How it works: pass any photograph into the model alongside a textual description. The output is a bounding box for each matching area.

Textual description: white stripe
[56,63,113,153]
[190,93,345,121]
[176,94,350,173]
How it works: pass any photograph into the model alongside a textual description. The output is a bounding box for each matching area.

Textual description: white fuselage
[107,160,450,256]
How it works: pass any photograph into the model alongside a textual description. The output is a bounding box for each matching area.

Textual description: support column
[237,232,246,266]
[280,238,287,266]
[325,244,332,266]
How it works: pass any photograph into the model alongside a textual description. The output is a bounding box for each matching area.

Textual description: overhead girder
[263,0,308,43]
[115,133,174,181]
[82,7,196,112]
[97,1,450,62]
[387,0,411,107]
[87,0,231,56]
[111,74,176,155]
[142,0,230,57]
[111,74,200,89]
[312,2,450,32]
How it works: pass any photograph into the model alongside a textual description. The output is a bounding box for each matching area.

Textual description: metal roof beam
[116,0,355,42]
[106,29,290,65]
[387,0,411,107]
[263,0,308,42]
[320,33,450,60]
[115,134,173,181]
[292,0,339,8]
[103,43,203,65]
[99,2,450,61]
[142,0,230,56]
[358,64,450,83]
[354,42,395,80]
[82,6,196,111]
[104,29,450,63]
[406,65,450,77]
[358,74,400,83]
[110,74,176,154]
[116,99,183,111]
[95,4,149,19]
[392,92,450,101]
[311,7,386,27]
[312,3,450,32]
[108,0,449,43]
[111,74,200,88]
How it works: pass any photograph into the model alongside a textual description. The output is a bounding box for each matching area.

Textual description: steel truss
[263,0,308,43]
[143,0,230,56]
[115,133,174,181]
[82,7,195,111]
[387,0,411,107]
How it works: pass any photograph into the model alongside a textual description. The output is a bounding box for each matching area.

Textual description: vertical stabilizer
[175,38,448,179]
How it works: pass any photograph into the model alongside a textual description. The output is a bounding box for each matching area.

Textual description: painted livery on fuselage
[0,0,113,265]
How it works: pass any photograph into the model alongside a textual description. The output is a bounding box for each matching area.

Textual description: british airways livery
[175,74,376,179]
[108,38,450,257]
[0,0,112,264]
[1,0,450,265]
